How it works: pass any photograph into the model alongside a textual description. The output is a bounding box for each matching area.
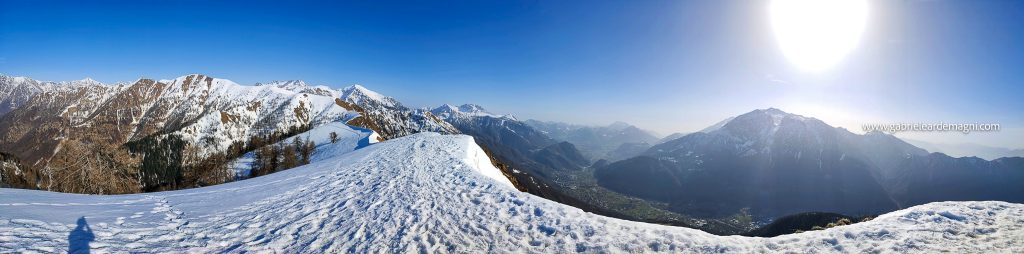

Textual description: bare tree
[281,144,298,170]
[301,140,315,165]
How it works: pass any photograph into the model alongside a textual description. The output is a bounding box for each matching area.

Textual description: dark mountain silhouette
[525,120,660,161]
[596,108,1024,220]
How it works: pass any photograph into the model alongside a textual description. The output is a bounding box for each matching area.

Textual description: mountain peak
[0,74,32,84]
[692,107,828,144]
[160,73,211,83]
[340,84,401,109]
[431,103,514,120]
[757,107,786,114]
[57,77,107,87]
[739,108,812,126]
[77,77,101,84]
[155,74,244,92]
[749,107,804,120]
[342,84,385,99]
[457,104,490,114]
[608,121,632,130]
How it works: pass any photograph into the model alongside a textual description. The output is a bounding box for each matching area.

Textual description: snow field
[0,133,1021,253]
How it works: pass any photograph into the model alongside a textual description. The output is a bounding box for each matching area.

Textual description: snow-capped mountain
[430,103,515,120]
[0,76,111,115]
[1,133,1021,253]
[255,80,338,97]
[597,108,1024,219]
[0,75,51,115]
[0,74,357,165]
[0,74,456,194]
[338,85,458,139]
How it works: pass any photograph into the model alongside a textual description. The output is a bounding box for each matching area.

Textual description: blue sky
[1,0,1022,148]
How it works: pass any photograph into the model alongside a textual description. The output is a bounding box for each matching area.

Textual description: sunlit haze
[770,0,868,71]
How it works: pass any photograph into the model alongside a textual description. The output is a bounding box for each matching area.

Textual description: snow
[73,77,103,86]
[340,84,398,108]
[257,80,307,89]
[349,84,386,102]
[338,84,460,137]
[144,74,361,158]
[460,138,515,188]
[430,103,516,121]
[228,122,378,177]
[2,133,1023,253]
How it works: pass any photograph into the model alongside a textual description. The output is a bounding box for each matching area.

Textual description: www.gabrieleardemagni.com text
[862,122,1000,134]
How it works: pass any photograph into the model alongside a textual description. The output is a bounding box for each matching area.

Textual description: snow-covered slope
[1,133,1021,253]
[228,122,380,177]
[0,75,50,115]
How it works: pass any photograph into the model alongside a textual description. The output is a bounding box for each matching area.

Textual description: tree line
[0,124,320,194]
[125,124,315,191]
[249,135,315,177]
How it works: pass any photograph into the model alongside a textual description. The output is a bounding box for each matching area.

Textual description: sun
[770,0,869,71]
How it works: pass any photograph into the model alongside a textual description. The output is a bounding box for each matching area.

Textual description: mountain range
[2,74,1022,238]
[427,104,596,208]
[906,139,1024,160]
[596,108,1024,220]
[524,120,661,162]
[0,74,455,193]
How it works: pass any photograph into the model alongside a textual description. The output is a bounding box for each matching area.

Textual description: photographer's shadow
[68,217,94,254]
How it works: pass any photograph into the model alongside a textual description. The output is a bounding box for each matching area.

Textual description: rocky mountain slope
[0,74,456,193]
[2,133,1021,253]
[0,74,356,164]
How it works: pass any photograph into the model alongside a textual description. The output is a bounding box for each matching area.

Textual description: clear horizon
[2,0,1022,149]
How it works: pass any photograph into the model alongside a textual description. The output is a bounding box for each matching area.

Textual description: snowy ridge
[0,75,50,115]
[1,73,363,162]
[147,74,362,157]
[430,103,515,120]
[337,84,459,139]
[256,80,338,97]
[2,133,1021,253]
[340,84,400,109]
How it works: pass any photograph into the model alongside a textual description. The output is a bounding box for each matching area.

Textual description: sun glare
[770,0,868,72]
